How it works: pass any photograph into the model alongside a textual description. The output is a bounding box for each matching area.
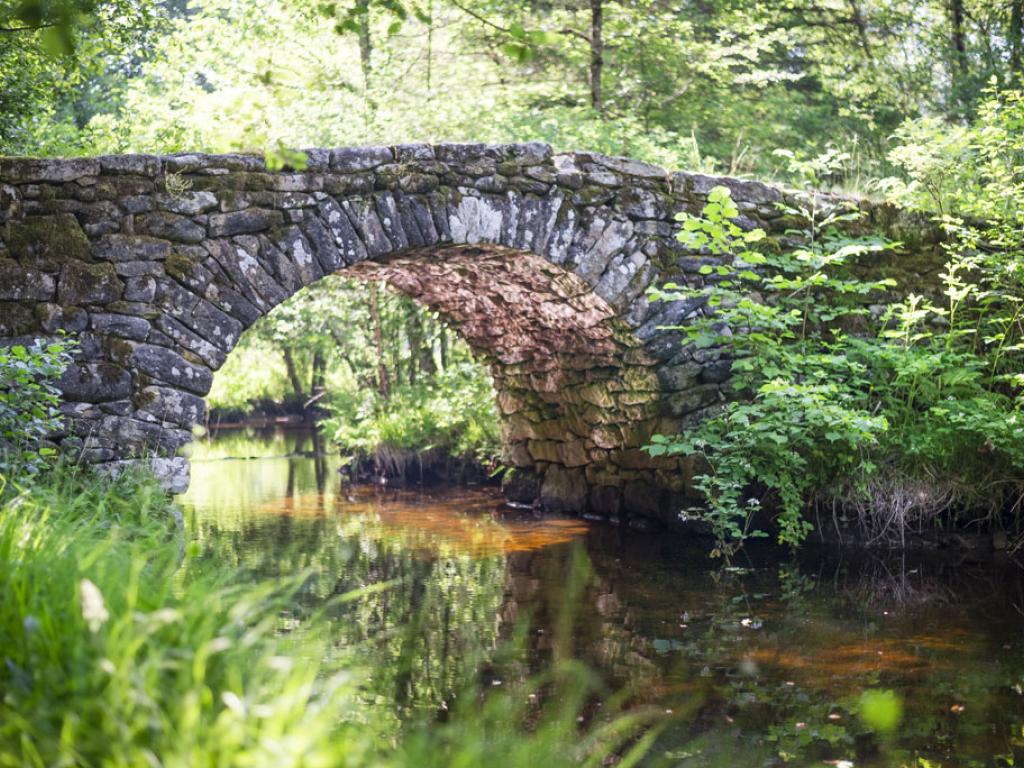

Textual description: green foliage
[857,689,904,735]
[11,0,1024,184]
[325,362,500,473]
[205,337,290,415]
[647,148,1024,556]
[0,0,165,153]
[0,337,74,477]
[885,85,1024,222]
[208,274,500,475]
[0,466,373,767]
[648,176,893,556]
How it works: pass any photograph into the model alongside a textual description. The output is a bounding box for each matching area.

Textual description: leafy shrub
[325,363,501,478]
[647,159,1024,556]
[0,337,75,477]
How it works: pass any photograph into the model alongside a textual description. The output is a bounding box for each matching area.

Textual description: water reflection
[179,426,1024,767]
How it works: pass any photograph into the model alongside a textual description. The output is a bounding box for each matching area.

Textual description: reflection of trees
[186,504,512,717]
[181,430,1024,764]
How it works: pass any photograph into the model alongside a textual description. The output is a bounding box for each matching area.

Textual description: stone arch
[0,143,944,522]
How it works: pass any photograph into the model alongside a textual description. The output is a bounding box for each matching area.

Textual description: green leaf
[498,42,532,62]
[707,186,731,204]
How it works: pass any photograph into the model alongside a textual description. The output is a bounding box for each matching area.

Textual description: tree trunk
[589,0,603,113]
[948,0,968,104]
[282,348,305,401]
[368,282,390,398]
[420,319,437,378]
[439,326,449,372]
[426,0,434,97]
[1011,0,1023,81]
[309,349,326,399]
[846,0,873,60]
[356,0,375,118]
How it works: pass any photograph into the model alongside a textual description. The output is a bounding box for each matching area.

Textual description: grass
[0,464,658,768]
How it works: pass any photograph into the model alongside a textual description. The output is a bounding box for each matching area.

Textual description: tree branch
[0,21,57,33]
[446,0,512,34]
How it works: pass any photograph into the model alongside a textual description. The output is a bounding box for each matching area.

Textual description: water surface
[179,426,1024,767]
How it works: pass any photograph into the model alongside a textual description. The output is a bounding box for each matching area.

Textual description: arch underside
[0,143,811,521]
[350,245,685,516]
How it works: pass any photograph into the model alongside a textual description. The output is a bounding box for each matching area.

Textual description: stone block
[0,259,55,300]
[330,146,393,173]
[502,467,541,504]
[136,384,205,428]
[540,465,588,513]
[95,234,170,263]
[6,213,91,266]
[59,362,132,403]
[527,439,561,463]
[90,312,151,341]
[127,342,213,395]
[207,208,284,237]
[0,157,99,183]
[35,303,87,333]
[124,275,157,302]
[136,211,205,243]
[156,191,218,215]
[58,261,123,305]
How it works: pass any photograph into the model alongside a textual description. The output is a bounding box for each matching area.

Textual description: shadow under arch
[345,243,673,516]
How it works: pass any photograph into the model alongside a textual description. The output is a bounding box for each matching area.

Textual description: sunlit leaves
[857,689,903,735]
[0,336,76,475]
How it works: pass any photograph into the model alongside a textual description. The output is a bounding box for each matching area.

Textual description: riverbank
[0,465,650,767]
[198,418,502,488]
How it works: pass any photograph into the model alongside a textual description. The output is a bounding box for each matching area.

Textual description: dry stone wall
[0,143,943,523]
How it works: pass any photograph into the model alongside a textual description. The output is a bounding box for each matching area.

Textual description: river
[177,425,1024,767]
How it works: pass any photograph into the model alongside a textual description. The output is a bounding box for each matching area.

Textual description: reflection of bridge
[0,145,939,522]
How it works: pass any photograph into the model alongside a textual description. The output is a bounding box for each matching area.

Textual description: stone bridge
[0,144,940,523]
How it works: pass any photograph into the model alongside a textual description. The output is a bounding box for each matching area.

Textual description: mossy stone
[58,261,123,305]
[7,213,91,267]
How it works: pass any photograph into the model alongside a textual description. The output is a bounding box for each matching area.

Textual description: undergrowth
[646,140,1024,558]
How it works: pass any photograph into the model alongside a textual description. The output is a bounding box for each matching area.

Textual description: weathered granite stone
[137,211,205,243]
[136,384,205,428]
[58,261,123,305]
[154,315,227,368]
[330,146,393,173]
[156,191,218,215]
[502,467,541,503]
[124,275,157,302]
[58,362,132,403]
[35,302,88,333]
[127,342,213,395]
[0,157,99,183]
[7,213,91,266]
[94,234,169,263]
[90,312,151,341]
[540,465,588,513]
[98,154,161,176]
[208,208,284,237]
[0,259,55,300]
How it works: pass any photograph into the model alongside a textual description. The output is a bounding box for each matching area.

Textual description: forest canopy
[5,0,1024,186]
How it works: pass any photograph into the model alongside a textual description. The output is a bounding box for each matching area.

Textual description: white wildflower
[79,579,109,633]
